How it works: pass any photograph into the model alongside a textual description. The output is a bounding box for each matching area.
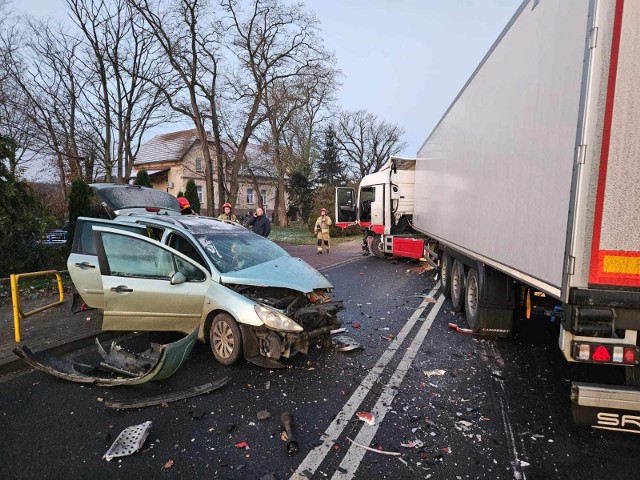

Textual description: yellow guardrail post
[11,270,65,343]
[10,274,21,343]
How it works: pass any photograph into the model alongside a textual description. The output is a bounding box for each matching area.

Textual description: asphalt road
[1,257,640,480]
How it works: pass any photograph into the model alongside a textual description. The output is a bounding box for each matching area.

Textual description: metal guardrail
[10,270,65,343]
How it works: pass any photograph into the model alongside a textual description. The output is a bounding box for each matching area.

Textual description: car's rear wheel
[210,313,243,365]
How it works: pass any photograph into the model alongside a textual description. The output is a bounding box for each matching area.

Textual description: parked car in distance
[40,229,67,245]
[68,213,343,368]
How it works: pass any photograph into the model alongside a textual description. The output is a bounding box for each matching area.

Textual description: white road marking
[290,284,441,480]
[488,344,527,480]
[330,294,445,479]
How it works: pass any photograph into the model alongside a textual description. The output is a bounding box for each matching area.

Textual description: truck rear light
[571,342,640,365]
[146,207,161,212]
[578,344,590,361]
[624,347,637,364]
[612,346,624,363]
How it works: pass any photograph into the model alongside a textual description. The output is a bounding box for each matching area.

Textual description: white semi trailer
[336,0,640,431]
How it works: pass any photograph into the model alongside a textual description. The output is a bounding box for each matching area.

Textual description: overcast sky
[15,0,519,176]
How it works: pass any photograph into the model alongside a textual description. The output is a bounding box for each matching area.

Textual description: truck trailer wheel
[370,235,386,259]
[450,259,465,313]
[440,253,452,298]
[465,268,480,331]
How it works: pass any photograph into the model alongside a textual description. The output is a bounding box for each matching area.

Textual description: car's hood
[220,256,332,292]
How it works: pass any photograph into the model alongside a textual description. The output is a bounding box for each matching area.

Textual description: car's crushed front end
[225,285,344,368]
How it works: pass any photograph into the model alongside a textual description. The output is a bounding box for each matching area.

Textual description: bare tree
[67,0,171,182]
[222,0,333,225]
[6,19,93,194]
[129,0,223,214]
[335,109,406,180]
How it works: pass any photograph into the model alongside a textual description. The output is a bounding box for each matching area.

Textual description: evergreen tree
[134,169,152,187]
[0,135,48,274]
[317,126,345,186]
[287,171,314,223]
[184,180,201,214]
[67,178,94,246]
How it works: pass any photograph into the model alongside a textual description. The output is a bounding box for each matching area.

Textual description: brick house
[133,129,280,218]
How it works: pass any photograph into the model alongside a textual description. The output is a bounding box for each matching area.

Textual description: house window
[261,189,267,206]
[247,188,254,204]
[195,158,203,172]
[196,185,203,203]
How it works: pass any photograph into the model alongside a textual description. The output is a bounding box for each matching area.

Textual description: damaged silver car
[68,214,343,368]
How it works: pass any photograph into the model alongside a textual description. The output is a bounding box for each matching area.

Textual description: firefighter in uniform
[218,202,238,222]
[315,207,332,254]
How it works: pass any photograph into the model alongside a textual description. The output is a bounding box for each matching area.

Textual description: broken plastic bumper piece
[13,327,198,386]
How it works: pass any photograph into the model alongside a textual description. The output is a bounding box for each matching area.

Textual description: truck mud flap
[13,327,198,386]
[571,382,640,434]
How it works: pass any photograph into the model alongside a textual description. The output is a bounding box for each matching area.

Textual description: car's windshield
[195,231,289,273]
[97,186,180,211]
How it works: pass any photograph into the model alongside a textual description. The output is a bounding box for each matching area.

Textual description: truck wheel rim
[452,265,461,297]
[213,321,235,358]
[442,258,449,285]
[467,275,478,317]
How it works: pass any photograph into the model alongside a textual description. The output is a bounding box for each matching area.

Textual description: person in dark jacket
[247,207,271,237]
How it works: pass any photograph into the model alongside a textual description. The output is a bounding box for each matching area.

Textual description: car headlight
[254,304,303,333]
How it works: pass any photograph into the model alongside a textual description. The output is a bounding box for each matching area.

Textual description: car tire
[370,235,386,259]
[450,259,465,313]
[465,268,480,332]
[440,252,452,299]
[210,313,243,365]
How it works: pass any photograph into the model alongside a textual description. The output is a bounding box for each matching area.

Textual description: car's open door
[93,227,211,334]
[67,218,147,309]
[335,187,358,228]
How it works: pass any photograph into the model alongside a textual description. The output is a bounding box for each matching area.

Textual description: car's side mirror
[170,271,187,285]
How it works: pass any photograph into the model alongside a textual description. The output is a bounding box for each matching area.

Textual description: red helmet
[320,208,327,213]
[178,197,190,210]
[223,202,232,208]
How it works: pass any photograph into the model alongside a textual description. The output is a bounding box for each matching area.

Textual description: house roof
[134,129,276,177]
[135,129,207,166]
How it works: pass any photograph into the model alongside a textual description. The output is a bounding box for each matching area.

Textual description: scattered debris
[424,369,446,377]
[103,421,152,461]
[356,411,375,426]
[105,378,230,409]
[381,334,394,341]
[333,334,363,352]
[280,412,298,455]
[227,424,237,432]
[257,410,271,421]
[161,459,174,471]
[520,460,530,467]
[234,441,250,450]
[330,328,346,335]
[447,323,478,335]
[352,323,361,329]
[455,420,473,432]
[400,439,424,449]
[346,438,400,456]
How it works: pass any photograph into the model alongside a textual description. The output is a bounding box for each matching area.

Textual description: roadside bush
[0,137,57,275]
[134,169,152,187]
[67,178,94,247]
[184,180,201,214]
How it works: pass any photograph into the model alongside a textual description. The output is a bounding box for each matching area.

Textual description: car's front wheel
[210,313,243,365]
